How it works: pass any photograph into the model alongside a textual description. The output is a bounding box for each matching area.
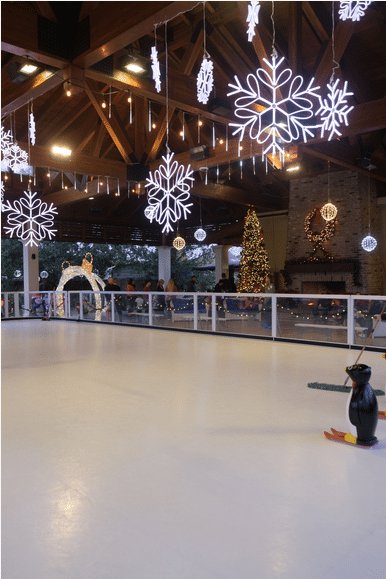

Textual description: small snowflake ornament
[151,46,161,93]
[317,78,354,140]
[246,0,260,42]
[1,125,13,150]
[144,150,194,234]
[2,190,58,246]
[29,112,36,145]
[1,142,29,173]
[197,56,214,105]
[339,1,371,21]
[228,54,320,163]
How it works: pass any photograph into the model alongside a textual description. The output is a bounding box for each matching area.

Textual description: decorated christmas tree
[238,208,270,292]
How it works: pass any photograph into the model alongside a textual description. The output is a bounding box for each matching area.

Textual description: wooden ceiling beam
[1,70,67,116]
[73,2,198,69]
[83,79,132,164]
[146,28,204,164]
[191,181,261,208]
[302,2,329,44]
[33,2,57,21]
[300,144,386,183]
[288,2,302,73]
[18,142,127,181]
[84,68,231,126]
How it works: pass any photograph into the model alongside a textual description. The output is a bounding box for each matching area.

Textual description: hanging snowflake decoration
[151,46,161,93]
[227,54,320,163]
[246,0,260,41]
[29,112,36,145]
[1,125,13,150]
[1,124,29,172]
[339,1,371,21]
[2,190,58,246]
[317,78,354,141]
[1,142,29,173]
[197,56,214,105]
[144,151,194,234]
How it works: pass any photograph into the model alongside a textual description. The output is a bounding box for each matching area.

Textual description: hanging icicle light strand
[151,28,162,93]
[196,2,214,104]
[246,0,261,41]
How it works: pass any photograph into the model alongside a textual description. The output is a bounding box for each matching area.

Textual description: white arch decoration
[55,265,105,321]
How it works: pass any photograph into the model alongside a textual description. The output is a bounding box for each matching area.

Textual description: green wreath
[304,208,336,246]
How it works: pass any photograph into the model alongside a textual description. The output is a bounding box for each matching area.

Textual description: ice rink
[2,320,386,579]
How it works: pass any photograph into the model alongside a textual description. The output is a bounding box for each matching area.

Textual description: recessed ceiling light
[19,63,38,75]
[286,164,300,172]
[51,145,72,157]
[125,62,146,74]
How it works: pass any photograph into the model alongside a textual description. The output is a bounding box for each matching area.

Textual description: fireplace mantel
[285,261,356,274]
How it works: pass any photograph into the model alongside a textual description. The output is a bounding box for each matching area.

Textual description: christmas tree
[238,208,270,292]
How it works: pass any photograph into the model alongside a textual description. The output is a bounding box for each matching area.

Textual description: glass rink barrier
[2,291,385,350]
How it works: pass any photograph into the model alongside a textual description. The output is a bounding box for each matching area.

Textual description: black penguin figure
[346,363,378,446]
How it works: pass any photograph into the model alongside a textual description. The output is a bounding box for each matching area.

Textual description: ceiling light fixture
[286,164,300,172]
[19,63,38,75]
[51,145,72,157]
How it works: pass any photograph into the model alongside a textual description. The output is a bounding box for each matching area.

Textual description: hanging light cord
[203,1,208,58]
[367,176,371,232]
[271,0,277,57]
[331,1,340,82]
[165,22,169,151]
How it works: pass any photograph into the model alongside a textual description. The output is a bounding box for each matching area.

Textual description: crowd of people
[100,273,239,318]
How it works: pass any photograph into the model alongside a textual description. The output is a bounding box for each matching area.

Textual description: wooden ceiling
[2,1,386,246]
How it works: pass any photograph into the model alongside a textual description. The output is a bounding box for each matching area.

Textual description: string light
[321,162,338,221]
[361,176,377,252]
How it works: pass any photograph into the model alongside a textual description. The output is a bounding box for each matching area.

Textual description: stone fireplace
[284,170,384,294]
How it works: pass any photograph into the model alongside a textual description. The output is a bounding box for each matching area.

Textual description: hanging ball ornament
[361,235,377,252]
[320,202,338,222]
[173,235,186,251]
[40,270,49,279]
[194,227,207,242]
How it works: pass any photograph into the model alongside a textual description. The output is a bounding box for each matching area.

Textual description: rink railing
[1,291,386,349]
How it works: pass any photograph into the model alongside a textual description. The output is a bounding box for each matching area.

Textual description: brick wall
[285,170,384,294]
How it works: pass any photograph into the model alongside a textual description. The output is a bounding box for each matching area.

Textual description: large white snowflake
[317,78,354,140]
[339,1,371,21]
[227,55,320,162]
[246,0,260,42]
[197,56,214,105]
[151,46,161,93]
[144,151,194,234]
[2,190,58,247]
